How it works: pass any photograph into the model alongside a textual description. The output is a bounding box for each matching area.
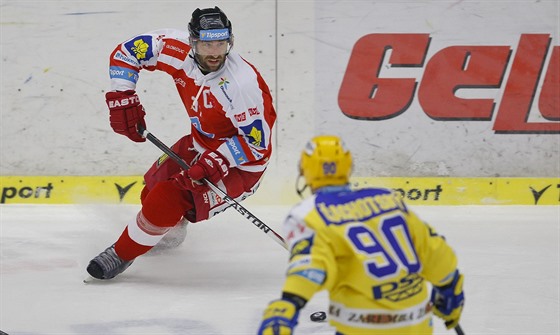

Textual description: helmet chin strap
[295,175,309,198]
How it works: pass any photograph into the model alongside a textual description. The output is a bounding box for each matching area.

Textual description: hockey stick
[137,125,287,250]
[454,324,465,335]
[136,126,337,321]
[138,127,464,331]
[435,291,465,334]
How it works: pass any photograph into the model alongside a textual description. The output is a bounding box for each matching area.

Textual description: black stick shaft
[137,125,287,249]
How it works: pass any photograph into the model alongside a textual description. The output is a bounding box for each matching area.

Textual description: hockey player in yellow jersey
[257,135,465,334]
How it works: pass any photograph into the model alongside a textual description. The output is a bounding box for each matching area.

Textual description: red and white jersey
[108,29,276,172]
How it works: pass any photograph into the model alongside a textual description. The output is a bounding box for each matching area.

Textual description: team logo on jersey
[124,36,154,61]
[240,120,265,148]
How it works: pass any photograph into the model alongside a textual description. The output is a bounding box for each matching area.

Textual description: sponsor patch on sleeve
[113,50,139,67]
[226,137,249,164]
[287,268,326,285]
[240,120,266,148]
[124,35,154,61]
[109,66,139,83]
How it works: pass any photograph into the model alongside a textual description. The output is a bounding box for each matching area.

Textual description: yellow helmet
[298,135,352,193]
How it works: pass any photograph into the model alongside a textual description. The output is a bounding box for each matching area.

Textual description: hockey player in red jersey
[87,6,276,280]
[257,136,465,334]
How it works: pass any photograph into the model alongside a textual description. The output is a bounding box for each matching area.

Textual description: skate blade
[83,275,105,284]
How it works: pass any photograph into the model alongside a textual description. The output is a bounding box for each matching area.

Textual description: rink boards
[1,176,558,205]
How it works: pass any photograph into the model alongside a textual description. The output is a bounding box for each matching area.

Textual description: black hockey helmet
[188,6,232,40]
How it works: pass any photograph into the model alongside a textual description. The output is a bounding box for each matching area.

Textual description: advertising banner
[0,176,144,204]
[314,2,559,178]
[2,176,557,206]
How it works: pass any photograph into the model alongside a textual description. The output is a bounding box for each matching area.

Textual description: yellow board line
[0,176,558,205]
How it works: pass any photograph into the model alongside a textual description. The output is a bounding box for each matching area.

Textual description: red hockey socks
[114,180,194,260]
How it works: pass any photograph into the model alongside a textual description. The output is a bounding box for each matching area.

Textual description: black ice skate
[86,245,134,279]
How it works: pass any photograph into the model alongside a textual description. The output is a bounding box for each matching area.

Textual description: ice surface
[1,204,559,334]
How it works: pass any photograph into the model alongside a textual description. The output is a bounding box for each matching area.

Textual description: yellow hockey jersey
[281,186,458,334]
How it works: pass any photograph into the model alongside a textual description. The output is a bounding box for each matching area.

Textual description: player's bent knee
[141,180,194,228]
[140,185,150,205]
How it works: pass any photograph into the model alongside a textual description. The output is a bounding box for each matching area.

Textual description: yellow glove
[257,299,299,335]
[431,270,465,329]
